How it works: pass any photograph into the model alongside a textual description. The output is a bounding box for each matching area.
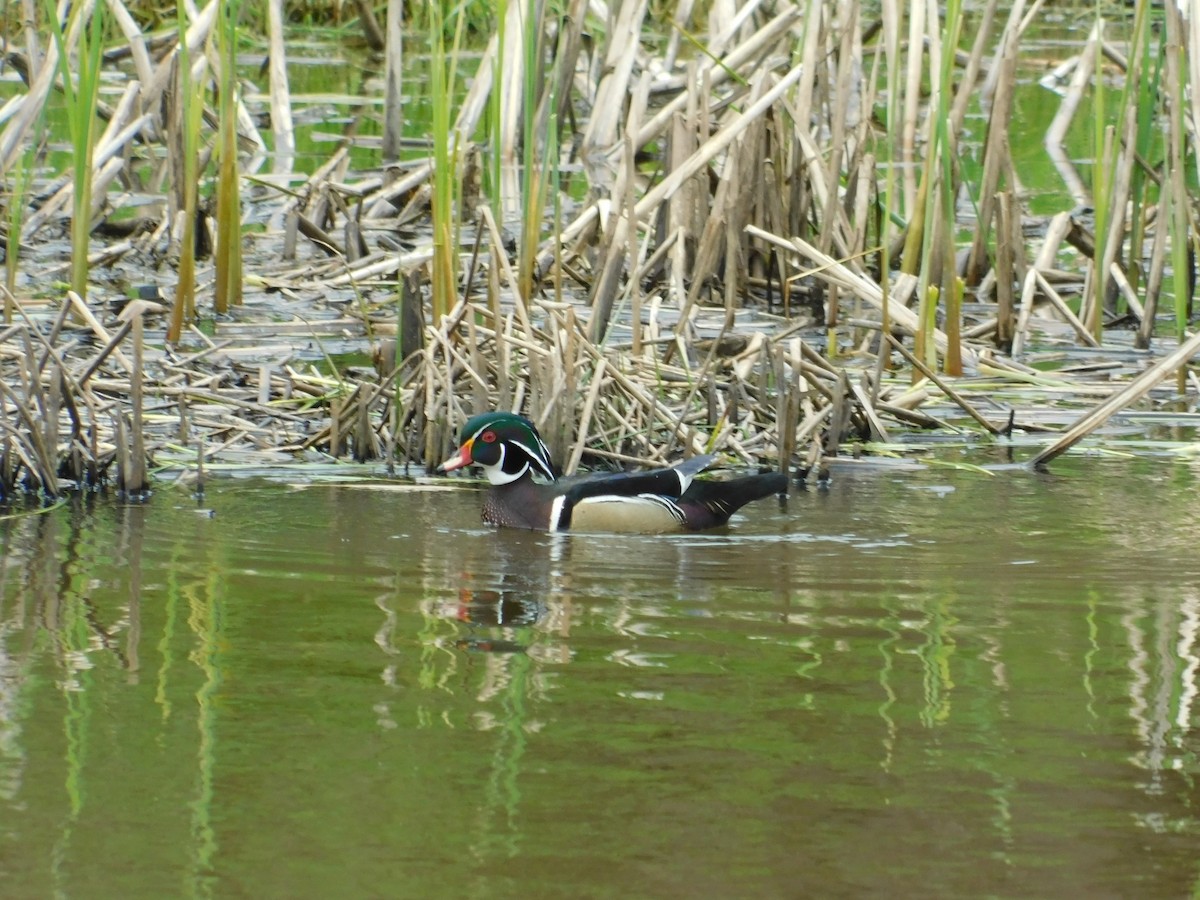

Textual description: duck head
[436,412,557,485]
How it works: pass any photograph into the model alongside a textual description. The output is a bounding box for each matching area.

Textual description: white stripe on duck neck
[482,445,527,485]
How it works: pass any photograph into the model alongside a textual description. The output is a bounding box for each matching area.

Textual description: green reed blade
[46,0,107,303]
[430,2,467,321]
[214,0,244,314]
[170,2,205,342]
[517,0,548,304]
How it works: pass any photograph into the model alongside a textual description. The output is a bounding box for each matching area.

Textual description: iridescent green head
[436,412,557,485]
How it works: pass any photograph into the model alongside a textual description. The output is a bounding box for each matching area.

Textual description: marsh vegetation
[0,0,1197,500]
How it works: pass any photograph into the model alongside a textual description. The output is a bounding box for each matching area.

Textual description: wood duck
[436,411,787,533]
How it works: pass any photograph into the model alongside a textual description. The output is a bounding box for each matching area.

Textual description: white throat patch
[482,445,528,485]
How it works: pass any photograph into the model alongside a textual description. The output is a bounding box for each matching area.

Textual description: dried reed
[0,0,1197,502]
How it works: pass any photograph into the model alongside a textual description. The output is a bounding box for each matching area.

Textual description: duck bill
[436,440,473,474]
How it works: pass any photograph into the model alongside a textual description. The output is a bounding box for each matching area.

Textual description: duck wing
[564,454,716,501]
[550,455,718,532]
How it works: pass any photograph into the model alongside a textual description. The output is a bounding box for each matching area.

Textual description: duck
[435,411,787,533]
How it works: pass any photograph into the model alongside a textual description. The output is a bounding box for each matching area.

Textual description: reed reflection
[0,475,1199,896]
[0,496,226,898]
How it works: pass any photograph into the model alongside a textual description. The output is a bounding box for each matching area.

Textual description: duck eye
[481,430,497,443]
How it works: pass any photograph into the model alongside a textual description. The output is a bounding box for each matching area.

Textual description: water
[2,457,1199,897]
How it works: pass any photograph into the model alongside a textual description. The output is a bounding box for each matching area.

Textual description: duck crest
[461,412,556,484]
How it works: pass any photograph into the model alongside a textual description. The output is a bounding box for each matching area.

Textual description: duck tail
[683,471,788,527]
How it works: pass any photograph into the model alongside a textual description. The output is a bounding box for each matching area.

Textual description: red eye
[481,430,497,443]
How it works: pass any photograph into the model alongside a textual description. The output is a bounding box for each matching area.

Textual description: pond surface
[2,455,1200,897]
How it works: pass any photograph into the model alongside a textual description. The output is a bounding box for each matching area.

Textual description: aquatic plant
[47,0,107,303]
[5,142,37,314]
[213,0,244,314]
[0,0,1199,501]
[429,0,466,321]
[1163,1,1192,347]
[168,0,205,343]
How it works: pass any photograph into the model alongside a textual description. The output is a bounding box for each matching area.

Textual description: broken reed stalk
[884,333,1007,436]
[994,191,1017,349]
[381,0,404,161]
[1134,183,1171,350]
[1085,30,1113,341]
[265,0,295,174]
[581,0,649,156]
[1029,329,1200,469]
[122,310,148,496]
[1012,213,1072,357]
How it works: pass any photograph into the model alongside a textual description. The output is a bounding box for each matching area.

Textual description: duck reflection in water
[428,526,565,656]
[454,587,545,654]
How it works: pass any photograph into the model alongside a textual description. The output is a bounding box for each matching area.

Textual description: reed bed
[0,0,1198,499]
